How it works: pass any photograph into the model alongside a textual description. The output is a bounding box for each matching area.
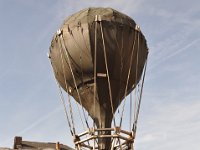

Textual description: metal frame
[74,127,135,150]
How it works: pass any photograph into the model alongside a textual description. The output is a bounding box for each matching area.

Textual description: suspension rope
[130,92,132,131]
[115,137,122,150]
[119,30,138,128]
[132,58,148,133]
[133,81,141,126]
[58,37,77,135]
[99,19,116,127]
[57,34,85,131]
[59,30,92,147]
[57,83,74,136]
[133,30,140,130]
[49,59,74,136]
[58,31,90,129]
[110,23,124,109]
[67,89,76,135]
[117,24,124,118]
[93,18,98,128]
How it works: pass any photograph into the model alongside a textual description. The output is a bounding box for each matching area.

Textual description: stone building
[0,136,74,150]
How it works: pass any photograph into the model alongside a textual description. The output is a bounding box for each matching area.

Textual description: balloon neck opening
[94,111,113,149]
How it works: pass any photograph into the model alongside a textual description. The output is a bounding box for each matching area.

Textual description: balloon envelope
[49,7,148,128]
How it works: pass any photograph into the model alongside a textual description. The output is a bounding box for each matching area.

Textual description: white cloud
[148,38,200,71]
[135,99,200,150]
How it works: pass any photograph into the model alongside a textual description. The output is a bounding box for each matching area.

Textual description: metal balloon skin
[49,7,148,149]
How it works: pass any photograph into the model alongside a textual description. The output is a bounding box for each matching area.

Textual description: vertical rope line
[78,30,92,134]
[67,89,76,135]
[116,137,122,150]
[49,57,74,136]
[57,34,86,132]
[119,28,124,116]
[117,25,124,119]
[132,58,148,133]
[92,18,100,148]
[93,20,97,128]
[110,25,124,110]
[57,37,77,135]
[130,92,132,131]
[133,31,140,130]
[99,20,116,126]
[59,32,89,129]
[119,30,137,127]
[57,83,74,136]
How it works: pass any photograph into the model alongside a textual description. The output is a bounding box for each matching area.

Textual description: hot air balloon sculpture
[49,7,148,150]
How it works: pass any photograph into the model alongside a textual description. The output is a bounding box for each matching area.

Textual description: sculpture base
[74,127,135,150]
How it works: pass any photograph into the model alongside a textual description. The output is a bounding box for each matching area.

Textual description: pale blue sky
[0,0,200,150]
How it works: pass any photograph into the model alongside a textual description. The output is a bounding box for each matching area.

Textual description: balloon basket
[74,127,135,150]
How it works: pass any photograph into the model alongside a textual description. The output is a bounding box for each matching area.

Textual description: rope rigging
[58,35,77,135]
[51,26,147,149]
[58,30,90,129]
[119,29,138,128]
[49,8,149,150]
[132,58,148,133]
[93,18,98,128]
[100,19,116,127]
